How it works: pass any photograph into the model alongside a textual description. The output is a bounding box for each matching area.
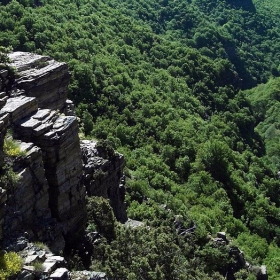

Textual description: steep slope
[246,78,280,172]
[1,0,280,278]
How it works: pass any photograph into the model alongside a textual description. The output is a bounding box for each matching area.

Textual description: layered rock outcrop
[8,52,70,111]
[0,52,127,252]
[81,140,127,223]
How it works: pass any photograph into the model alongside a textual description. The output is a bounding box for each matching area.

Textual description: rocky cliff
[0,52,127,254]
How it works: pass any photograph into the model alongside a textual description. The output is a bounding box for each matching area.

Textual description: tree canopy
[1,0,280,278]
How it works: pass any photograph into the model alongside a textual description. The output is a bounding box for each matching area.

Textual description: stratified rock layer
[2,142,65,249]
[15,112,86,243]
[8,52,70,111]
[0,52,127,252]
[81,140,127,223]
[0,68,11,169]
[0,53,86,251]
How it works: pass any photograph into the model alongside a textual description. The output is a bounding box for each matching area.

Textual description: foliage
[32,260,45,273]
[1,0,280,277]
[90,223,236,279]
[0,46,11,64]
[33,242,51,253]
[3,133,26,157]
[0,164,19,190]
[86,196,117,239]
[247,78,280,172]
[0,251,23,280]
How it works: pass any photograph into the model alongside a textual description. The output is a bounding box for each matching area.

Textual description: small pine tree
[0,46,12,65]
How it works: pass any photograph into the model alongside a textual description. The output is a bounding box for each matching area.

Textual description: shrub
[0,164,19,189]
[86,196,117,238]
[34,242,51,253]
[33,261,45,273]
[3,135,26,157]
[0,251,23,280]
[0,46,11,65]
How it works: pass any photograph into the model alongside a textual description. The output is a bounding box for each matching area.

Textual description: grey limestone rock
[14,241,68,279]
[0,112,9,168]
[217,231,227,241]
[14,112,87,247]
[81,140,127,223]
[251,265,268,280]
[2,142,54,241]
[1,95,38,125]
[16,270,35,280]
[50,268,70,280]
[124,218,144,228]
[8,52,70,111]
[0,52,127,255]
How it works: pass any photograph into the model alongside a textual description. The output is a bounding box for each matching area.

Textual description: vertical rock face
[81,140,127,223]
[15,111,86,243]
[0,112,8,169]
[2,142,65,250]
[0,68,13,241]
[0,52,127,251]
[0,53,86,251]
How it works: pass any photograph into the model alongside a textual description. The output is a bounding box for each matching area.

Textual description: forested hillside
[1,0,280,278]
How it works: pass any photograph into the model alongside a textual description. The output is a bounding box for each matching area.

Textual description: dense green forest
[1,0,280,278]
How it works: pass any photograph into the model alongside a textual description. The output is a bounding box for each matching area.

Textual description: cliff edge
[0,52,127,254]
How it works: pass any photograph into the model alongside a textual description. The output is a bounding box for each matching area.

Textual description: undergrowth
[0,251,23,280]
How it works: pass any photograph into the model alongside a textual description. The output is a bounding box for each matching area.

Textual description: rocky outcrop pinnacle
[0,52,127,253]
[81,140,127,223]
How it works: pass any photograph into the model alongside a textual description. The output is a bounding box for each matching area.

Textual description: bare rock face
[2,142,65,251]
[0,52,127,253]
[0,68,13,241]
[0,69,10,110]
[0,68,12,169]
[11,110,87,248]
[71,271,108,280]
[5,238,70,279]
[1,95,38,125]
[81,140,127,223]
[0,53,86,251]
[8,52,70,111]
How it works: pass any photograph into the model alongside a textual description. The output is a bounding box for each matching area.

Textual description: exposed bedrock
[81,140,127,223]
[0,52,127,252]
[8,52,70,111]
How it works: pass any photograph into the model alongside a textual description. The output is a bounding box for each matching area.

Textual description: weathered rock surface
[1,95,38,125]
[14,113,87,245]
[50,267,70,280]
[0,67,11,168]
[2,141,65,251]
[0,52,127,254]
[81,140,127,223]
[0,53,87,251]
[6,238,69,279]
[8,52,70,111]
[0,73,10,240]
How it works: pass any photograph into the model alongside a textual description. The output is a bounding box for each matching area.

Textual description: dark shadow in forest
[226,0,256,12]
